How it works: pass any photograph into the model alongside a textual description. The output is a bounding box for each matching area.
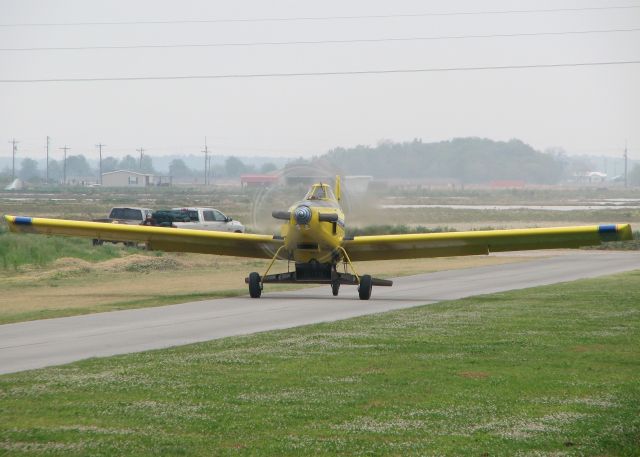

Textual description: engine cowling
[293,205,312,225]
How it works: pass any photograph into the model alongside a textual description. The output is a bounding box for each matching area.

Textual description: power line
[3,27,639,52]
[9,139,19,181]
[624,141,629,188]
[1,60,639,84]
[60,145,70,184]
[45,136,50,183]
[96,143,105,184]
[202,138,210,186]
[2,5,639,27]
[137,147,145,169]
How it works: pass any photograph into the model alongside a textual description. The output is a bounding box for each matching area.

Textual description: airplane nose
[294,205,312,225]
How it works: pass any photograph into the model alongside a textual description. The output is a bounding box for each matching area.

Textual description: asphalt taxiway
[1,251,638,374]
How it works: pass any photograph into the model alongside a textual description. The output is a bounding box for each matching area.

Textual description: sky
[1,0,639,162]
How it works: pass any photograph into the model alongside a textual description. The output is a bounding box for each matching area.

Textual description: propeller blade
[318,213,339,222]
[272,210,291,220]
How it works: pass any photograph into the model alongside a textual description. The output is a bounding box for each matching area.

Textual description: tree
[629,164,640,186]
[18,158,39,182]
[48,159,63,182]
[118,155,138,170]
[140,155,155,173]
[101,156,119,173]
[224,156,247,177]
[169,159,192,177]
[260,162,277,174]
[0,167,11,184]
[65,154,92,177]
[323,138,565,184]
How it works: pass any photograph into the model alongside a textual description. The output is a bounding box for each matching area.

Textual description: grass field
[1,271,638,456]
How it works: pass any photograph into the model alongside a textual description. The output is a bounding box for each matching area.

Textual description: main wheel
[331,281,340,296]
[358,274,373,300]
[248,272,262,298]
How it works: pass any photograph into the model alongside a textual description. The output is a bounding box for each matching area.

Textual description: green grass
[1,271,639,456]
[590,231,640,250]
[0,229,134,270]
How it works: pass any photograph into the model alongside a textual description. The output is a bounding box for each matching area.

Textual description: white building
[101,170,171,187]
[344,175,373,194]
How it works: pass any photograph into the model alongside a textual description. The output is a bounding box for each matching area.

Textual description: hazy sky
[1,0,639,161]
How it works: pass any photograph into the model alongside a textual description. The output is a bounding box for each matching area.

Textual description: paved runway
[1,251,638,375]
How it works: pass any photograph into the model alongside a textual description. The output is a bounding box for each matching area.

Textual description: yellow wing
[342,224,633,261]
[4,215,283,259]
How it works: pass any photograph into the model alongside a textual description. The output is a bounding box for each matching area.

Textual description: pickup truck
[92,207,154,246]
[93,207,154,225]
[150,207,245,233]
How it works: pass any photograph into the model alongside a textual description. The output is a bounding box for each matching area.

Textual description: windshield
[109,208,143,220]
[304,184,335,201]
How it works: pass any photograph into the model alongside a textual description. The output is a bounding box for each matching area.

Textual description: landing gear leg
[336,246,373,300]
[247,245,286,298]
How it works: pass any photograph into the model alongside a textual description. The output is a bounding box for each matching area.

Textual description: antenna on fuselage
[335,175,341,201]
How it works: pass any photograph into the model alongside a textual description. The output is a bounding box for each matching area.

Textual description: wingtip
[617,224,634,241]
[3,215,34,232]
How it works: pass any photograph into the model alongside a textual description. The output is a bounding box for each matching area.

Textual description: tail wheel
[248,272,262,298]
[331,281,340,296]
[358,274,373,300]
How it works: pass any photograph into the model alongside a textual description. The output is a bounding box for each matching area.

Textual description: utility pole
[45,136,50,183]
[202,137,209,186]
[60,145,70,185]
[96,143,105,185]
[624,141,628,188]
[137,147,145,170]
[9,138,18,181]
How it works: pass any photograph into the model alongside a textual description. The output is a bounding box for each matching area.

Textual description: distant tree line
[325,138,565,184]
[2,138,636,186]
[168,157,276,179]
[0,155,156,183]
[0,154,278,184]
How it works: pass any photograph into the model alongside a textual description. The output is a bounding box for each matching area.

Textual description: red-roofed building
[240,174,280,188]
[489,180,526,189]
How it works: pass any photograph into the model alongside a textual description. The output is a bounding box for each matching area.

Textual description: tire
[92,239,103,246]
[358,274,372,300]
[331,281,340,296]
[248,272,262,298]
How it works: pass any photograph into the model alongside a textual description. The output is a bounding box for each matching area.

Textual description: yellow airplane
[4,177,634,300]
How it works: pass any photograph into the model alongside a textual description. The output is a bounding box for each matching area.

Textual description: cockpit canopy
[304,183,336,201]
